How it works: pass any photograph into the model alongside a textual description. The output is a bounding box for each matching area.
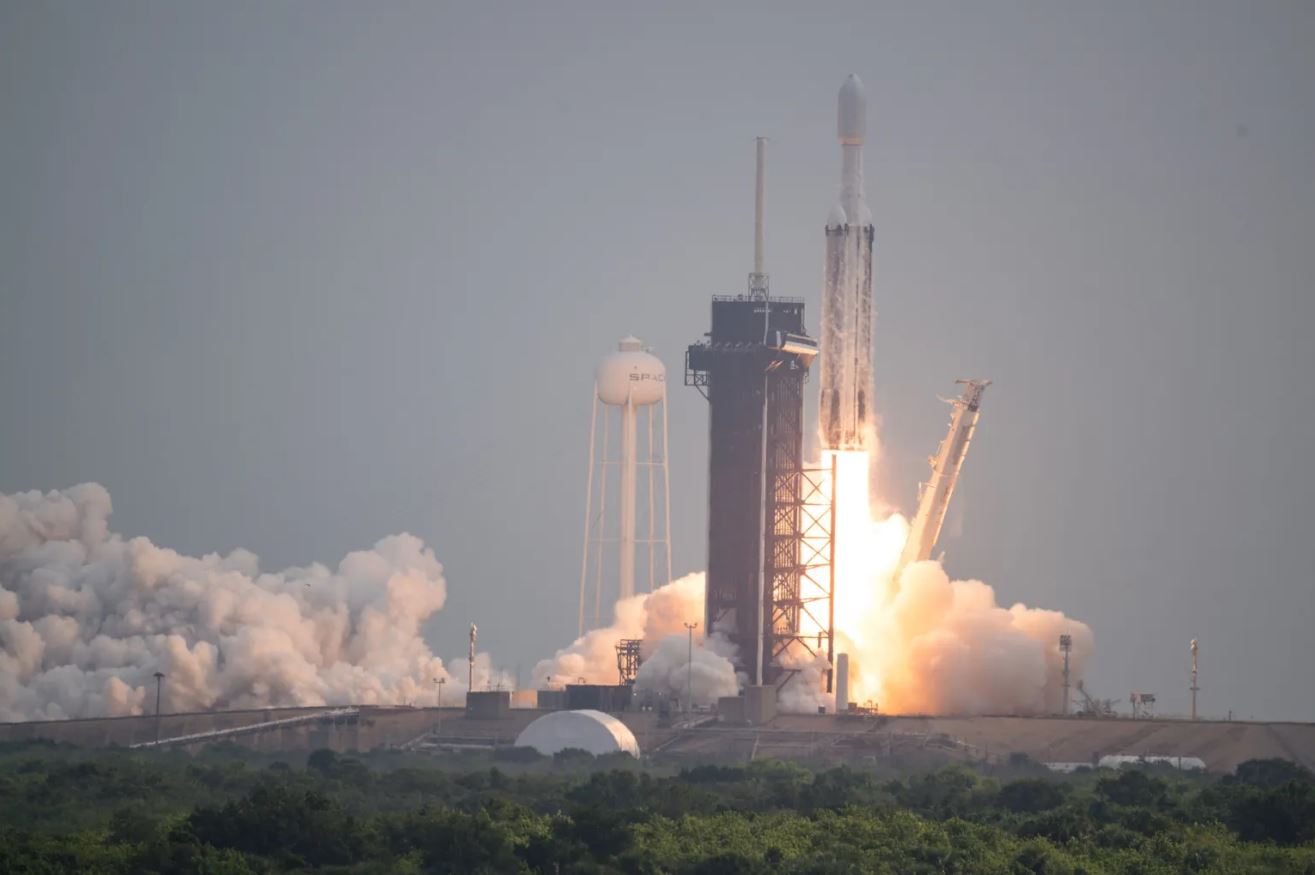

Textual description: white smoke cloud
[1,482,1090,723]
[774,648,834,715]
[0,484,500,721]
[532,572,741,706]
[848,559,1094,716]
[633,634,739,706]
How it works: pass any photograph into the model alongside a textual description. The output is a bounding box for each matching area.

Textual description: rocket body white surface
[820,74,876,451]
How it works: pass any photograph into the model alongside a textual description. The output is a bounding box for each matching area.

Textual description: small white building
[1098,754,1206,771]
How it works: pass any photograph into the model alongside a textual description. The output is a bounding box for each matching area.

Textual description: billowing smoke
[532,572,740,707]
[821,450,1095,716]
[775,648,833,714]
[633,634,739,706]
[0,484,502,721]
[862,561,1093,714]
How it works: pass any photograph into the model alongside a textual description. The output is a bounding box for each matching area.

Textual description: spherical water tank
[514,709,640,757]
[596,336,665,406]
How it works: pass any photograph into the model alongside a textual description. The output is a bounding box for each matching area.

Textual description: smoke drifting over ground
[533,572,739,706]
[858,561,1093,715]
[0,484,500,721]
[2,474,1090,721]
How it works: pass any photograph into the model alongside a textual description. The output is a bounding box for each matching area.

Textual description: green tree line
[0,741,1312,873]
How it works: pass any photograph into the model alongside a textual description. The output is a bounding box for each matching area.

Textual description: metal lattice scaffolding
[615,639,643,685]
[767,455,837,691]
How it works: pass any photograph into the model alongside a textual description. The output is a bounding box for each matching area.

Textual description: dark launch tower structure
[686,295,828,686]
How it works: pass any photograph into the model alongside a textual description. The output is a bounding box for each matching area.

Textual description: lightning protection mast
[468,624,477,693]
[1059,634,1072,716]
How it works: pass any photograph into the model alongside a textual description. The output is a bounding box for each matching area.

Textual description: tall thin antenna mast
[1190,639,1199,720]
[468,623,477,693]
[749,137,768,298]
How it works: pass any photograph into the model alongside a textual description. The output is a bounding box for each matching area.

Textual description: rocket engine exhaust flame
[813,449,1094,715]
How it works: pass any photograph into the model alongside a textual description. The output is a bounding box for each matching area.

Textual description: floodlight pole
[1190,639,1199,721]
[684,622,698,714]
[1059,635,1072,716]
[152,671,165,744]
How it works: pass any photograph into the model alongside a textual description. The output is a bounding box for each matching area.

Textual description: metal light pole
[433,677,446,707]
[468,624,477,693]
[684,622,698,714]
[152,671,165,744]
[1190,639,1199,721]
[1059,635,1072,716]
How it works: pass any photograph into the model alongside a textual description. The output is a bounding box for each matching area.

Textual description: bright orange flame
[794,449,907,706]
[820,450,906,706]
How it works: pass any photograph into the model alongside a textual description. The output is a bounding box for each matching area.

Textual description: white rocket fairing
[819,74,876,451]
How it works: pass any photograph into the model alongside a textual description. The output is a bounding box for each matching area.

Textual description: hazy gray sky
[3,1,1312,720]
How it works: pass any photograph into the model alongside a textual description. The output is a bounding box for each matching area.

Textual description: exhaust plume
[533,571,740,706]
[821,450,1094,715]
[0,484,497,721]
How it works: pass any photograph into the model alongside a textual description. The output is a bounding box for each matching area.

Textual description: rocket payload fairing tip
[832,74,871,229]
[838,73,865,145]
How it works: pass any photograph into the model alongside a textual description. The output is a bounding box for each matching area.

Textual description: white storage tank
[595,336,665,406]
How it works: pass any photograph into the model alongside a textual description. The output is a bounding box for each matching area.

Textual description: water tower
[577,337,672,634]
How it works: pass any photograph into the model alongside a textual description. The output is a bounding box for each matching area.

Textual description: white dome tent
[514,709,640,758]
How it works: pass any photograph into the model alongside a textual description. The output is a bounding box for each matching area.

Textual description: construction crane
[898,379,991,571]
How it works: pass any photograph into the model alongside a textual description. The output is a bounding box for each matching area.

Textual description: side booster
[819,74,876,452]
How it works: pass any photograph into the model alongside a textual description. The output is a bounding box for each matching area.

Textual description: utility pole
[468,624,477,694]
[1059,635,1072,716]
[432,677,446,736]
[1190,639,1199,721]
[684,622,698,714]
[152,672,165,744]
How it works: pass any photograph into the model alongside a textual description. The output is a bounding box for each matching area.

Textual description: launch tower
[687,140,832,686]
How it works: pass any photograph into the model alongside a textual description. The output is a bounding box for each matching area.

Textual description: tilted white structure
[898,379,991,571]
[578,336,672,633]
[514,709,640,758]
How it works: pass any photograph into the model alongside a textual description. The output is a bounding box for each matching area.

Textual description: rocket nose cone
[838,74,865,144]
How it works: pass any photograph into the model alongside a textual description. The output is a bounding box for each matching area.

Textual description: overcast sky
[2,1,1312,720]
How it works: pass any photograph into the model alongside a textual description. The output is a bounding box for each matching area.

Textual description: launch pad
[7,706,1313,776]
